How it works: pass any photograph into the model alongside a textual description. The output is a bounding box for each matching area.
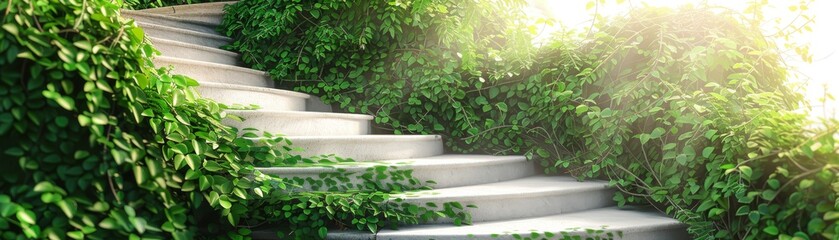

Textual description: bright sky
[526,0,838,119]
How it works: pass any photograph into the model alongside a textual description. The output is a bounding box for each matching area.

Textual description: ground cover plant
[0,0,468,239]
[221,0,839,239]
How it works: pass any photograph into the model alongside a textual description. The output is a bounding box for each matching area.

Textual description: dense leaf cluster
[221,0,839,239]
[0,0,467,239]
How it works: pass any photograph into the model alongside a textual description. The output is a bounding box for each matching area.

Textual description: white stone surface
[154,56,273,88]
[122,10,218,34]
[393,176,614,223]
[224,110,372,136]
[137,21,231,48]
[255,135,445,161]
[149,37,241,66]
[257,155,535,189]
[377,207,690,240]
[196,82,308,111]
[137,1,234,26]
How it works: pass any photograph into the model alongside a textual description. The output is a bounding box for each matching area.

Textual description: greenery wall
[0,0,466,239]
[221,0,839,239]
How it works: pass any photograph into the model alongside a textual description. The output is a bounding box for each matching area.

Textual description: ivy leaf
[763,226,779,235]
[638,134,651,145]
[650,128,665,139]
[496,102,508,112]
[16,210,36,225]
[575,105,589,116]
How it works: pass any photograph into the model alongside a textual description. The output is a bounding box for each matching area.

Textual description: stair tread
[226,109,373,120]
[155,55,272,88]
[257,135,444,161]
[256,154,527,173]
[150,36,239,57]
[223,109,372,136]
[282,135,442,141]
[395,175,607,200]
[156,55,260,74]
[136,21,230,40]
[198,82,310,99]
[257,155,534,190]
[376,206,687,239]
[138,1,234,14]
[122,10,217,33]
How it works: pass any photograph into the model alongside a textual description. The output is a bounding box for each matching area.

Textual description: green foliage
[221,0,839,239]
[563,6,838,240]
[220,0,535,153]
[0,0,468,239]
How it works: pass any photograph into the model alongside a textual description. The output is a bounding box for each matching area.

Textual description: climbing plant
[221,0,839,239]
[0,0,468,239]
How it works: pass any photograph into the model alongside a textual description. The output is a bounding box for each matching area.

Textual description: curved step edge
[224,110,372,136]
[249,135,445,161]
[122,10,218,34]
[150,37,241,66]
[393,176,615,223]
[196,82,307,111]
[257,155,536,189]
[375,206,689,240]
[137,21,231,48]
[154,56,273,88]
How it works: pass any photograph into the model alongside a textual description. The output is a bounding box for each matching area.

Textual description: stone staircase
[123,2,690,239]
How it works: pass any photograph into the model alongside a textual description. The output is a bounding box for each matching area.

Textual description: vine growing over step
[221,0,839,238]
[0,0,469,239]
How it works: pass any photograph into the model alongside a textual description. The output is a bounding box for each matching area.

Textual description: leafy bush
[564,7,838,239]
[221,0,839,239]
[0,0,467,239]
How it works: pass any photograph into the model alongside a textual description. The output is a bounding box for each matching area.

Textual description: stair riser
[151,38,241,66]
[263,160,535,191]
[409,160,536,189]
[223,112,371,136]
[375,227,691,240]
[403,188,616,223]
[140,22,230,48]
[196,85,305,111]
[280,137,444,161]
[140,1,231,27]
[162,13,224,26]
[154,57,273,88]
[123,11,217,34]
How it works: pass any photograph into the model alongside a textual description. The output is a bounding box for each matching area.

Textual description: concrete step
[224,110,372,136]
[122,10,218,34]
[196,82,307,111]
[257,155,535,190]
[154,56,273,88]
[251,135,444,161]
[392,176,614,223]
[138,1,235,26]
[149,37,241,66]
[137,21,231,48]
[375,207,690,240]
